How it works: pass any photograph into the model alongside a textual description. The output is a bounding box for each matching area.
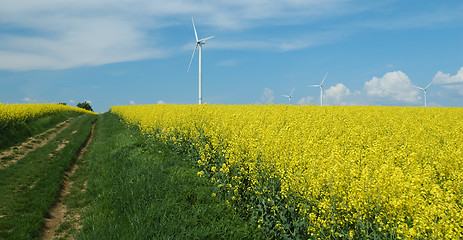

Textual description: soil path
[42,120,96,240]
[0,118,76,169]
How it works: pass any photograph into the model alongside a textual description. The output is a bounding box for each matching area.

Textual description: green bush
[77,102,93,112]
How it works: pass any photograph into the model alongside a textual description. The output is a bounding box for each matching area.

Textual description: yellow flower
[112,104,463,238]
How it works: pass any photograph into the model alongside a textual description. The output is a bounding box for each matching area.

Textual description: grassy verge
[0,111,84,151]
[70,113,262,239]
[0,114,97,239]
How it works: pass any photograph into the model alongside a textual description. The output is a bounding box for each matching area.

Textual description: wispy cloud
[297,96,314,105]
[217,59,239,67]
[206,30,343,52]
[2,0,461,71]
[0,0,379,71]
[261,87,274,103]
[0,18,166,70]
[357,5,463,30]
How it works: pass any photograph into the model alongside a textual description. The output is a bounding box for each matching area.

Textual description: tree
[77,101,93,112]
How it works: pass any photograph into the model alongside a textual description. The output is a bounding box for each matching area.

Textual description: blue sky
[1,0,462,113]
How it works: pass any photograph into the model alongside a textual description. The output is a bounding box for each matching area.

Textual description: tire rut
[42,119,96,240]
[0,118,77,169]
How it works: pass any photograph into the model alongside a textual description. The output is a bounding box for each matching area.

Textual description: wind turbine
[309,72,328,106]
[282,88,295,105]
[187,18,214,105]
[414,81,433,107]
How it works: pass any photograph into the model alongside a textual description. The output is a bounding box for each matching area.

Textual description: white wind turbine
[187,18,214,105]
[282,88,295,105]
[414,81,433,107]
[309,72,328,106]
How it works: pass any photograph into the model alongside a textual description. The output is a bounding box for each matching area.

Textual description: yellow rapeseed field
[0,102,95,125]
[112,104,463,239]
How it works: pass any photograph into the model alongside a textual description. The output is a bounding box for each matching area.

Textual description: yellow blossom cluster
[0,102,95,125]
[112,104,463,239]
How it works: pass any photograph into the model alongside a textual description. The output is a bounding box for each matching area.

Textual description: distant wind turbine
[414,80,433,107]
[282,88,295,105]
[309,72,328,106]
[187,18,214,105]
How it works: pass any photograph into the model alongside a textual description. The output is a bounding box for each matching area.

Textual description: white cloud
[130,100,136,105]
[22,97,32,102]
[433,67,463,95]
[324,83,351,105]
[297,96,314,105]
[69,99,75,104]
[0,1,170,71]
[84,100,92,104]
[2,1,458,71]
[0,18,165,70]
[261,87,274,103]
[433,67,463,84]
[157,100,165,104]
[0,0,369,71]
[363,71,420,104]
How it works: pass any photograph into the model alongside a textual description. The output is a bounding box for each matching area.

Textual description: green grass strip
[75,113,262,239]
[0,114,97,239]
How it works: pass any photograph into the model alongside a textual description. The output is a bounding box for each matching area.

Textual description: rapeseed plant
[112,104,463,239]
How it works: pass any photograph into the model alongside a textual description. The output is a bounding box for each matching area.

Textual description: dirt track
[42,120,96,240]
[0,118,75,169]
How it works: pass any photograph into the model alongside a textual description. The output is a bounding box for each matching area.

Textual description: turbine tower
[414,81,433,107]
[309,72,328,106]
[188,18,214,105]
[282,88,295,105]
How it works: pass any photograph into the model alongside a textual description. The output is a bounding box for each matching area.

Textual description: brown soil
[55,140,70,152]
[0,118,75,169]
[42,120,96,240]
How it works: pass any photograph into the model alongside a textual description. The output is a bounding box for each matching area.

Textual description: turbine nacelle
[188,18,214,73]
[282,88,295,104]
[197,36,214,45]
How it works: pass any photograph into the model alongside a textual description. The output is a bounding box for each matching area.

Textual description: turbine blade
[425,81,433,89]
[192,18,198,42]
[187,44,198,72]
[309,85,320,87]
[199,36,215,42]
[290,88,295,96]
[320,72,328,85]
[282,95,289,98]
[414,86,424,90]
